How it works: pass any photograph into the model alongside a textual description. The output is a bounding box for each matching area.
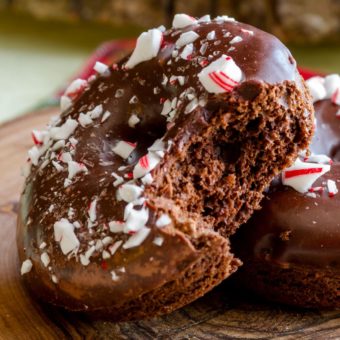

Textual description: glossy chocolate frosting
[235,98,340,268]
[17,18,303,311]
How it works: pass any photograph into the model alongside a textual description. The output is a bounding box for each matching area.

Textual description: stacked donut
[232,73,340,308]
[17,13,314,320]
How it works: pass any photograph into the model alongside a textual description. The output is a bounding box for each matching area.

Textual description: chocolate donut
[17,14,313,320]
[232,74,340,308]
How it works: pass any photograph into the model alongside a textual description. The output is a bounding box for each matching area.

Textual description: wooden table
[1,108,340,339]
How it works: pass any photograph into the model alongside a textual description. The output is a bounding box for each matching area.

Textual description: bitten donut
[232,74,340,308]
[17,14,313,320]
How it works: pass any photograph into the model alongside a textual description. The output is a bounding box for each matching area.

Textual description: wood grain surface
[1,108,340,339]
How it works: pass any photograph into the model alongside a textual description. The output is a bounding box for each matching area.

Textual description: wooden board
[1,107,340,339]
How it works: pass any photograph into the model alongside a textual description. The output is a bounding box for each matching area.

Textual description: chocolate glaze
[17,19,303,311]
[235,99,340,268]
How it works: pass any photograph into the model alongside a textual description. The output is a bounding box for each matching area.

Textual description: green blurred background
[0,0,339,123]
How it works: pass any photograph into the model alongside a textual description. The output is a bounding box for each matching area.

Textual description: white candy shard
[172,14,197,28]
[112,141,136,159]
[327,179,338,197]
[111,172,124,187]
[88,104,103,119]
[28,146,41,166]
[88,198,97,222]
[21,259,33,275]
[214,15,235,22]
[153,236,164,246]
[133,152,161,178]
[229,36,243,44]
[306,76,326,103]
[31,130,47,145]
[111,270,119,281]
[60,95,72,112]
[109,240,123,255]
[50,119,78,141]
[324,74,340,98]
[282,158,330,193]
[80,245,96,266]
[141,173,153,185]
[54,218,80,255]
[123,227,151,249]
[198,55,243,93]
[156,213,172,228]
[128,114,140,128]
[40,252,50,267]
[304,154,332,165]
[125,28,163,69]
[118,183,143,203]
[206,31,216,40]
[78,113,93,127]
[94,61,109,75]
[180,43,194,60]
[109,221,125,233]
[67,161,87,179]
[124,207,149,234]
[176,31,199,47]
[198,15,211,23]
[101,111,111,122]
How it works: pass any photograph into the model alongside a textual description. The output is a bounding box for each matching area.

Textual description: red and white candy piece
[327,179,338,197]
[176,31,199,47]
[198,55,243,94]
[133,152,161,178]
[31,130,47,146]
[54,218,80,255]
[282,158,330,193]
[21,259,33,275]
[123,227,151,249]
[64,79,88,100]
[67,161,88,179]
[112,141,137,159]
[180,43,193,60]
[172,14,197,29]
[125,28,163,69]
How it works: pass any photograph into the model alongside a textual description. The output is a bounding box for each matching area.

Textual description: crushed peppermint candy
[50,118,78,141]
[198,55,243,93]
[60,95,72,112]
[109,240,123,255]
[111,172,124,187]
[118,183,143,203]
[327,179,338,197]
[128,114,140,128]
[54,218,80,255]
[94,61,109,75]
[124,207,149,234]
[332,88,340,105]
[80,245,96,266]
[21,259,33,275]
[156,214,172,228]
[67,161,88,179]
[112,140,136,159]
[88,198,98,223]
[180,43,194,60]
[206,30,216,40]
[324,74,340,98]
[229,36,243,44]
[133,152,161,178]
[304,154,332,165]
[123,227,151,249]
[64,79,88,100]
[172,14,197,29]
[101,110,111,122]
[125,28,163,69]
[282,158,330,193]
[153,236,164,246]
[176,31,199,47]
[109,221,124,233]
[40,252,50,267]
